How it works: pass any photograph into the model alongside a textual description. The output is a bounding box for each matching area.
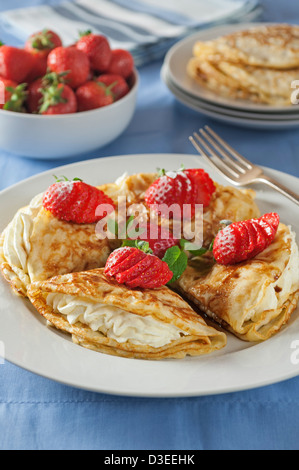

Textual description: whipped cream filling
[2,193,43,272]
[47,293,187,348]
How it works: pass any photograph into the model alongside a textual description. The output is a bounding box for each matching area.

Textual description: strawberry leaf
[122,239,153,254]
[79,29,92,38]
[3,83,28,113]
[162,246,188,283]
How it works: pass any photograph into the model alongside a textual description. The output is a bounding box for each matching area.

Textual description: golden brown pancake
[175,224,299,342]
[193,24,299,70]
[188,24,299,106]
[0,193,111,297]
[27,268,227,360]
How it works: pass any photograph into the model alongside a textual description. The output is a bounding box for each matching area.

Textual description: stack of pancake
[187,24,299,106]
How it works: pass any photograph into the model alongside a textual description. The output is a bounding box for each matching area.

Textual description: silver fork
[189,126,299,206]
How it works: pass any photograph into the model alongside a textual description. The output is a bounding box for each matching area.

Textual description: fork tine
[199,128,246,174]
[189,133,239,182]
[204,126,253,170]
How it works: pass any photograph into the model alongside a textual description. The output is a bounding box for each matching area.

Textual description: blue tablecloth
[0,0,299,451]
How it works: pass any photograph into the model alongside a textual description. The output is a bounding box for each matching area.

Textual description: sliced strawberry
[144,167,216,220]
[213,213,280,265]
[250,221,268,257]
[259,213,280,243]
[140,261,173,289]
[185,169,216,208]
[43,178,115,224]
[106,249,146,277]
[104,247,173,289]
[212,224,241,265]
[116,255,156,286]
[104,246,137,275]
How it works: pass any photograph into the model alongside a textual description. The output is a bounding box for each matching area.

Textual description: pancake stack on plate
[162,23,299,130]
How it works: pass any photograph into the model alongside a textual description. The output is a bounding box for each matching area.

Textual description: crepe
[187,24,299,106]
[27,268,227,360]
[0,193,111,297]
[193,24,299,70]
[176,224,299,342]
[187,57,297,106]
[99,172,260,247]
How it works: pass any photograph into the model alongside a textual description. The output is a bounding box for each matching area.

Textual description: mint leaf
[180,239,208,257]
[126,216,146,239]
[107,218,118,237]
[162,246,188,283]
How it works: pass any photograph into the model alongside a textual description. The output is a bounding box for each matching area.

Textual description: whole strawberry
[25,29,63,82]
[47,46,90,89]
[144,167,216,219]
[213,213,280,265]
[76,80,114,112]
[27,72,69,113]
[97,74,129,101]
[106,49,134,79]
[43,177,115,224]
[0,77,18,109]
[25,29,62,54]
[0,45,35,82]
[127,222,179,259]
[76,31,112,73]
[27,78,43,113]
[104,246,173,289]
[39,83,77,115]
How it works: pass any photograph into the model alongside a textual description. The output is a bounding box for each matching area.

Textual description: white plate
[162,65,299,122]
[162,66,299,130]
[1,154,299,397]
[164,23,299,115]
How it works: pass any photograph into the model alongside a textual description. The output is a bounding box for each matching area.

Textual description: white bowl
[0,70,139,159]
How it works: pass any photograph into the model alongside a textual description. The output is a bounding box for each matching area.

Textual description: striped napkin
[0,0,262,66]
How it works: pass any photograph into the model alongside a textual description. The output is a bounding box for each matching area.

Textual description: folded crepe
[188,24,299,106]
[27,268,227,360]
[187,57,298,106]
[99,172,260,247]
[0,193,111,297]
[176,224,299,342]
[192,24,299,70]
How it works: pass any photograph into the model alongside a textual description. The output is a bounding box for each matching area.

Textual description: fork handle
[257,175,299,206]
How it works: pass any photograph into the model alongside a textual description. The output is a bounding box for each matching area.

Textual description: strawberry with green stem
[76,80,116,112]
[3,83,28,113]
[106,49,134,79]
[39,75,77,115]
[47,46,90,89]
[25,29,63,82]
[25,29,62,53]
[76,30,112,73]
[97,74,130,101]
[0,45,35,82]
[27,71,70,113]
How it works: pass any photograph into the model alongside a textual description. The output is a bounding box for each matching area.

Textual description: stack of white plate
[161,23,299,130]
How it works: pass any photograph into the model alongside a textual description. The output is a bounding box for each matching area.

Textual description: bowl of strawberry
[0,29,138,159]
